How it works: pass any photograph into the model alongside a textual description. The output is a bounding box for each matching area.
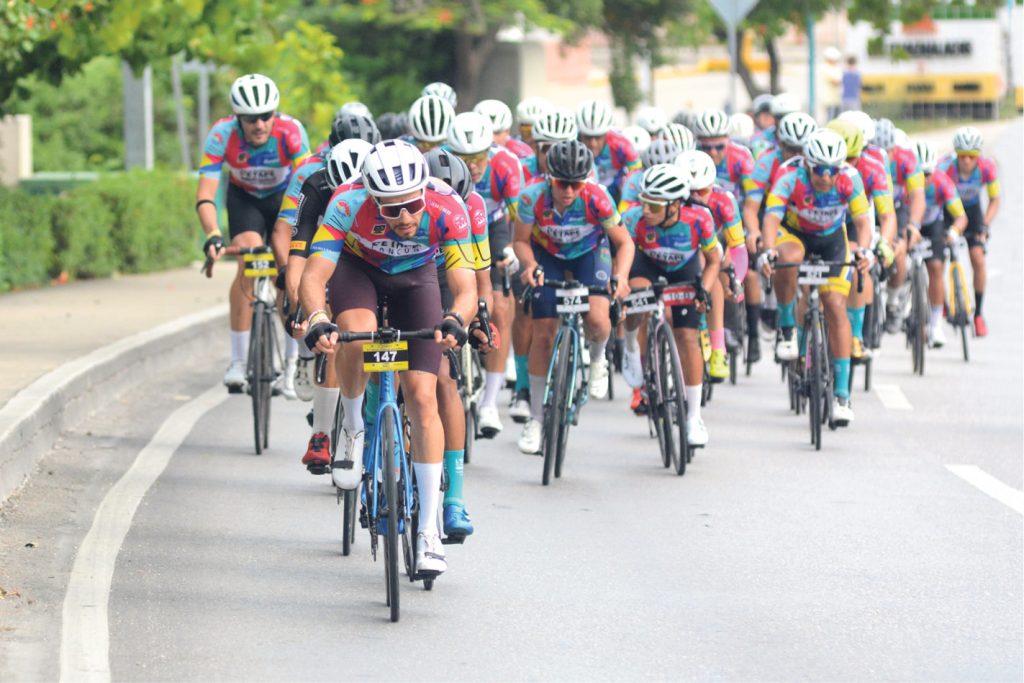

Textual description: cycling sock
[341,392,365,435]
[589,338,608,364]
[797,326,807,356]
[514,354,530,393]
[778,301,796,328]
[685,385,702,420]
[442,449,464,507]
[481,372,504,409]
[710,329,725,352]
[975,291,984,317]
[886,285,900,308]
[745,303,762,336]
[298,341,315,360]
[624,325,640,353]
[833,358,851,399]
[284,335,299,361]
[529,374,546,421]
[312,387,339,435]
[413,462,442,536]
[230,330,250,363]
[930,305,943,331]
[847,306,866,339]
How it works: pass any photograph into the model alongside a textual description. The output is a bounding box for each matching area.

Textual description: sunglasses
[811,164,841,178]
[376,194,426,219]
[552,178,584,191]
[239,112,274,124]
[956,151,980,158]
[456,150,489,165]
[416,140,441,152]
[580,134,605,143]
[641,199,670,212]
[519,124,533,135]
[699,143,727,152]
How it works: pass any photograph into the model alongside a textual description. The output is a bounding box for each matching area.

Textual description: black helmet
[329,113,381,147]
[546,139,593,182]
[424,148,474,202]
[375,112,408,141]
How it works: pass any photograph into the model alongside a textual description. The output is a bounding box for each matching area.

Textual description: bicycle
[459,298,491,465]
[904,239,931,376]
[721,265,746,385]
[852,245,889,392]
[946,237,972,362]
[624,278,708,475]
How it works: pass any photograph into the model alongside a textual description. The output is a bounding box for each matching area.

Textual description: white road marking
[59,386,226,683]
[946,465,1024,515]
[873,383,912,410]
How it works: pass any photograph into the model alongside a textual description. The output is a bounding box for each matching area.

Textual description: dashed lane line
[873,383,913,411]
[946,465,1024,515]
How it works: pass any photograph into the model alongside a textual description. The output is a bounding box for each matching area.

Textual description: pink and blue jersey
[749,126,776,159]
[714,141,756,200]
[887,145,924,207]
[200,114,310,199]
[310,180,474,274]
[593,129,642,195]
[504,137,534,161]
[936,155,1000,208]
[622,204,719,271]
[703,187,744,248]
[766,165,869,236]
[277,151,327,225]
[473,146,524,223]
[517,179,619,260]
[748,147,786,204]
[617,169,644,212]
[851,155,895,216]
[923,170,966,226]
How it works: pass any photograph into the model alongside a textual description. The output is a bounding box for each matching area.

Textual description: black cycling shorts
[961,202,986,251]
[921,219,947,263]
[628,250,702,329]
[488,216,511,288]
[895,204,909,241]
[227,183,284,241]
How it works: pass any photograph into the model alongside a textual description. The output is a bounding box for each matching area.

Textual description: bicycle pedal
[440,535,465,545]
[414,570,442,581]
[306,463,330,475]
[226,385,244,395]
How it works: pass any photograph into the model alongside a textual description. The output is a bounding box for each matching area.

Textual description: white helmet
[729,112,755,142]
[770,92,800,118]
[777,112,818,148]
[339,101,373,120]
[576,99,615,136]
[872,117,897,150]
[533,108,578,143]
[694,109,731,138]
[838,110,875,146]
[675,150,718,191]
[660,123,695,152]
[641,138,680,167]
[635,106,668,135]
[621,125,652,154]
[894,128,910,149]
[361,140,429,198]
[408,95,455,143]
[804,128,847,166]
[421,81,457,106]
[473,99,514,132]
[953,125,983,152]
[230,74,280,115]
[325,139,373,189]
[913,140,937,174]
[641,164,690,201]
[447,112,494,155]
[516,96,552,126]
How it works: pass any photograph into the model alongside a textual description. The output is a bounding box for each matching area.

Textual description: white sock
[341,393,365,434]
[887,286,900,305]
[589,337,608,364]
[481,372,504,409]
[298,342,315,360]
[685,385,703,421]
[624,326,640,353]
[312,386,339,435]
[529,374,546,421]
[413,462,443,536]
[285,335,299,361]
[230,330,250,363]
[930,305,943,331]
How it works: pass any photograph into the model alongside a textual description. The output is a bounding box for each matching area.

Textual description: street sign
[708,0,759,24]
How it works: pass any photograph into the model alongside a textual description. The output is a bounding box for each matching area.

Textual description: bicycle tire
[605,342,615,401]
[553,334,576,480]
[260,310,274,450]
[464,404,475,464]
[461,345,475,464]
[659,325,689,475]
[541,332,570,485]
[914,265,928,376]
[382,409,400,622]
[249,302,265,455]
[952,265,970,362]
[808,310,823,451]
[645,325,670,468]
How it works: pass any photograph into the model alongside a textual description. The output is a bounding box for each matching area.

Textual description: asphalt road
[1,121,1021,682]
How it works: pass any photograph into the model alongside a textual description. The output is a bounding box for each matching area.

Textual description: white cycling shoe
[929,324,946,349]
[517,418,542,454]
[686,416,709,447]
[331,429,364,490]
[589,356,610,400]
[277,358,298,400]
[223,360,247,390]
[832,397,854,426]
[775,332,799,362]
[415,532,447,575]
[478,404,503,438]
[508,389,531,424]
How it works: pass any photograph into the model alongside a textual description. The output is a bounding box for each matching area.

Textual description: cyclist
[512,139,634,453]
[914,140,968,348]
[838,110,886,168]
[475,99,534,161]
[744,112,817,219]
[635,105,669,136]
[620,164,721,443]
[376,112,409,141]
[197,73,311,391]
[576,99,642,203]
[826,118,896,362]
[516,96,553,146]
[759,128,873,426]
[301,140,477,575]
[749,92,799,158]
[521,107,578,182]
[677,150,747,384]
[750,94,775,134]
[936,126,1000,337]
[622,126,653,157]
[729,112,756,149]
[660,122,696,154]
[445,112,524,439]
[408,95,456,153]
[619,138,680,213]
[422,81,457,107]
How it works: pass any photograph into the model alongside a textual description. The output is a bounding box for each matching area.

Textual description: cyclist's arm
[701,240,722,294]
[270,218,291,270]
[606,222,635,285]
[196,175,221,241]
[512,218,536,279]
[984,194,1000,230]
[906,169,926,228]
[760,212,781,252]
[851,212,873,251]
[878,209,897,245]
[445,267,479,327]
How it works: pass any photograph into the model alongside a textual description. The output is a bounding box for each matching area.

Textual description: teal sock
[797,326,807,356]
[443,449,464,507]
[833,358,851,399]
[778,301,796,328]
[847,306,865,340]
[514,354,530,393]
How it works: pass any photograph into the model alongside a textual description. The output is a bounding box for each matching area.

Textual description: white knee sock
[481,372,504,409]
[341,393,365,434]
[685,385,703,421]
[624,326,640,353]
[284,335,299,361]
[413,462,443,536]
[930,305,943,331]
[312,387,339,435]
[589,337,608,364]
[230,330,250,363]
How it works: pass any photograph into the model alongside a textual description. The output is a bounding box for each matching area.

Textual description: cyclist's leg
[818,231,854,407]
[773,228,805,358]
[845,215,871,358]
[223,185,270,383]
[887,204,910,318]
[509,275,533,419]
[923,219,947,336]
[481,218,514,422]
[520,244,562,450]
[963,203,987,328]
[577,244,614,399]
[667,258,706,441]
[708,249,728,380]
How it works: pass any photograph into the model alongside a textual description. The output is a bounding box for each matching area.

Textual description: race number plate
[243,252,278,278]
[797,263,830,286]
[662,284,696,307]
[555,286,590,313]
[624,288,658,315]
[363,340,409,372]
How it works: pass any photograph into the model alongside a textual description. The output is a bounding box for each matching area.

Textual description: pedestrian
[841,55,862,112]
[823,46,843,120]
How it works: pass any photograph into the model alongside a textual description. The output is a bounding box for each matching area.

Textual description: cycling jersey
[936,155,1000,208]
[313,139,331,156]
[703,187,744,247]
[887,145,924,207]
[766,165,869,237]
[517,178,620,260]
[749,126,776,159]
[617,169,644,213]
[714,141,757,200]
[850,155,895,216]
[593,129,642,196]
[200,114,311,198]
[748,147,796,204]
[279,150,327,227]
[504,137,534,161]
[622,204,719,271]
[863,144,888,172]
[310,180,474,274]
[434,189,491,272]
[472,146,524,223]
[289,166,334,258]
[923,171,966,226]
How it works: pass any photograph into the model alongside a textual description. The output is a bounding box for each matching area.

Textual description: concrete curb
[0,304,228,505]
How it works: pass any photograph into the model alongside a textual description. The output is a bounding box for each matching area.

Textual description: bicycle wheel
[658,326,689,475]
[914,266,928,376]
[541,333,570,486]
[248,302,266,455]
[604,342,615,400]
[259,310,275,450]
[808,313,824,451]
[553,335,576,480]
[381,409,400,622]
[952,264,970,362]
[461,345,475,464]
[645,327,670,468]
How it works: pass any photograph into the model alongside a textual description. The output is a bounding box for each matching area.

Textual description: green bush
[0,188,56,292]
[52,187,119,279]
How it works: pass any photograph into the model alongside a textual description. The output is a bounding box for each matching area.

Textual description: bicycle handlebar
[766,256,864,294]
[201,244,274,278]
[313,327,462,382]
